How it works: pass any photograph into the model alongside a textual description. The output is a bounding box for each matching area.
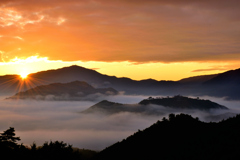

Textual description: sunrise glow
[19,72,28,79]
[0,56,239,81]
[1,1,240,156]
[0,0,239,80]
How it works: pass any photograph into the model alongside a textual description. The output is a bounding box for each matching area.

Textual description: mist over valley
[0,65,240,157]
[1,93,240,151]
[1,0,240,158]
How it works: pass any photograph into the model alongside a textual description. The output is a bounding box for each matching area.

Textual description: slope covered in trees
[139,95,228,110]
[96,114,240,160]
[2,114,240,159]
[82,96,228,115]
[0,127,97,160]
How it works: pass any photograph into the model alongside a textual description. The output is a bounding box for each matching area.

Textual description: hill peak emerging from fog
[82,96,228,115]
[7,81,118,100]
[139,95,228,110]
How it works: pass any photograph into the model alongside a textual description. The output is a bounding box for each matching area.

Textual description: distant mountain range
[1,65,240,100]
[7,81,118,100]
[82,96,227,115]
[95,114,240,160]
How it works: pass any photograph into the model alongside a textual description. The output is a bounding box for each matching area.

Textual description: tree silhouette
[0,128,96,160]
[0,127,20,148]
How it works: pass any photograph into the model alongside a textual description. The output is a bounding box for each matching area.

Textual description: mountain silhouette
[82,96,227,115]
[0,65,179,96]
[7,81,118,100]
[204,68,240,85]
[81,100,156,115]
[0,75,28,95]
[95,113,240,160]
[139,95,228,110]
[82,100,128,114]
[200,68,240,100]
[178,74,218,84]
[1,65,240,100]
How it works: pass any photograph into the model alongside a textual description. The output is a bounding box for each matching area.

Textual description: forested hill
[2,114,240,159]
[139,95,228,110]
[82,96,228,116]
[96,114,240,160]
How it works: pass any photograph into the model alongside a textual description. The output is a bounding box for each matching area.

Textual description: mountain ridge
[1,65,240,100]
[7,81,118,100]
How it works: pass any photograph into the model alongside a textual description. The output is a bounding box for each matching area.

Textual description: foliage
[0,127,97,160]
[0,127,21,143]
[0,127,26,159]
[96,113,240,160]
[139,95,228,110]
[0,127,21,148]
[3,113,240,160]
[31,141,81,160]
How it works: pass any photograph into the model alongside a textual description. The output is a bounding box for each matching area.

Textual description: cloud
[0,94,240,151]
[27,93,118,102]
[0,35,24,40]
[191,63,240,72]
[0,97,158,150]
[192,68,227,72]
[0,0,240,63]
[0,6,67,29]
[90,68,100,70]
[0,7,44,28]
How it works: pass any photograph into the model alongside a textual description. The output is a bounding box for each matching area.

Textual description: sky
[1,0,240,80]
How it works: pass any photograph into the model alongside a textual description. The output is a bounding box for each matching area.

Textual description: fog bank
[0,95,239,150]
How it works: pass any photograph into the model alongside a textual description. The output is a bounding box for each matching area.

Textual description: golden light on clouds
[0,7,65,29]
[0,0,240,80]
[57,17,66,25]
[0,8,41,28]
[0,56,239,81]
[0,8,22,27]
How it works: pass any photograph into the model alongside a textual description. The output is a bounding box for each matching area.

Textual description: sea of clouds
[0,95,239,151]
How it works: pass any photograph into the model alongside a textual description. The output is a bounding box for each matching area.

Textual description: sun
[19,72,28,79]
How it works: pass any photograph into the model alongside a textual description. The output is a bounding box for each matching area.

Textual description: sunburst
[19,72,28,79]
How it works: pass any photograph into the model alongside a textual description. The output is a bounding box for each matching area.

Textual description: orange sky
[0,0,240,80]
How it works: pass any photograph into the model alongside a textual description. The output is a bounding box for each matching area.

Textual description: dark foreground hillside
[2,114,240,160]
[96,114,240,160]
[0,127,97,160]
